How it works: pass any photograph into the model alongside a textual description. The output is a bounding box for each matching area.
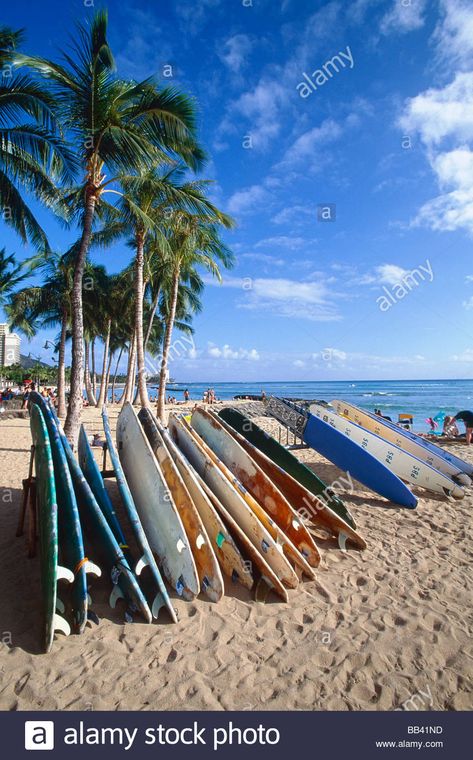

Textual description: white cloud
[452,348,473,362]
[275,119,343,172]
[227,184,270,214]
[209,275,341,321]
[240,253,285,266]
[463,296,473,310]
[399,73,473,146]
[377,264,410,286]
[207,343,260,361]
[293,359,305,367]
[255,236,309,250]
[434,0,473,70]
[466,275,473,283]
[380,0,427,35]
[399,68,473,235]
[219,34,252,72]
[221,78,287,150]
[271,204,315,225]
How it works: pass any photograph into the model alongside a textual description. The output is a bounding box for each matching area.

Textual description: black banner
[2,710,466,759]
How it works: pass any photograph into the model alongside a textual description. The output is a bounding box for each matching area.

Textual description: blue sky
[2,0,473,381]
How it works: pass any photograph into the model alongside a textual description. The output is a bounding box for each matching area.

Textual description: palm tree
[0,28,75,250]
[100,168,229,408]
[156,209,235,419]
[0,248,29,307]
[17,9,204,444]
[7,250,74,417]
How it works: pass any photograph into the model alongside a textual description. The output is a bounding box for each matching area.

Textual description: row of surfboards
[28,392,366,652]
[266,397,473,508]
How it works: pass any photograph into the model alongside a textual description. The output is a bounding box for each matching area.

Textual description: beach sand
[0,402,472,711]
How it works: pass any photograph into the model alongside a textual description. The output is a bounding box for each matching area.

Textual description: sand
[0,402,472,711]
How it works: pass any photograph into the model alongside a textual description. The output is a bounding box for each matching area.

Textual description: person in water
[454,410,473,444]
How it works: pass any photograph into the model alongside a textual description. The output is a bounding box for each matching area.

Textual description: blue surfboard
[268,397,418,508]
[47,404,152,623]
[101,406,177,623]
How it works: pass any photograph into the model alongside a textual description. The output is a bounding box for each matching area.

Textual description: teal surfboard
[30,403,73,651]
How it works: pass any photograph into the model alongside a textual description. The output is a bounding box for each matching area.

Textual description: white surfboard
[191,407,319,578]
[168,413,293,599]
[116,403,199,599]
[309,403,464,499]
[331,399,471,486]
[158,420,254,591]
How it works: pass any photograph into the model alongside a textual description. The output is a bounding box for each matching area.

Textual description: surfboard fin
[84,561,101,577]
[151,592,167,620]
[53,613,71,637]
[135,555,149,576]
[57,565,74,583]
[255,577,272,603]
[55,597,65,614]
[338,532,348,552]
[87,610,100,626]
[109,584,125,609]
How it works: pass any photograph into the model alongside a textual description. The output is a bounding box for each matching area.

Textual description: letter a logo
[24,721,55,750]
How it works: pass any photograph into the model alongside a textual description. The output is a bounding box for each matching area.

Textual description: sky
[1,0,473,382]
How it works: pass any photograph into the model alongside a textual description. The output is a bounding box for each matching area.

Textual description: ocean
[141,379,473,433]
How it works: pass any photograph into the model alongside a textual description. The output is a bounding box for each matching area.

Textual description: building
[0,324,21,367]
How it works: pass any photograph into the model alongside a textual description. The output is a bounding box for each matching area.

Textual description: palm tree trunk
[104,347,113,404]
[97,319,111,407]
[157,267,180,420]
[64,191,96,445]
[57,309,68,418]
[84,339,97,406]
[123,332,136,404]
[111,345,124,403]
[144,285,161,350]
[134,233,150,408]
[91,337,97,399]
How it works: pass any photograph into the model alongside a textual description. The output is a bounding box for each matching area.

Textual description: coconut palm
[98,168,231,407]
[17,9,204,443]
[7,250,74,416]
[0,28,75,250]
[156,210,235,419]
[0,248,29,307]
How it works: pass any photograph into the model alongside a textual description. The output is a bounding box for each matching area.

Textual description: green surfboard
[219,407,356,529]
[30,403,73,652]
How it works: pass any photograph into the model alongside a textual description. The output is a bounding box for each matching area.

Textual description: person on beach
[443,416,459,437]
[184,388,190,402]
[453,410,473,444]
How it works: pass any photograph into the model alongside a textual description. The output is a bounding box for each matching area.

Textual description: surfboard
[168,414,297,601]
[217,408,366,551]
[48,404,152,623]
[30,402,73,651]
[267,397,418,508]
[157,417,253,591]
[331,399,473,483]
[138,408,224,603]
[191,407,319,578]
[218,407,356,529]
[101,407,177,622]
[117,402,199,600]
[78,425,133,562]
[309,402,464,499]
[29,393,100,634]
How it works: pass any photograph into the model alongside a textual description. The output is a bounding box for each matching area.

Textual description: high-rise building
[0,324,21,367]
